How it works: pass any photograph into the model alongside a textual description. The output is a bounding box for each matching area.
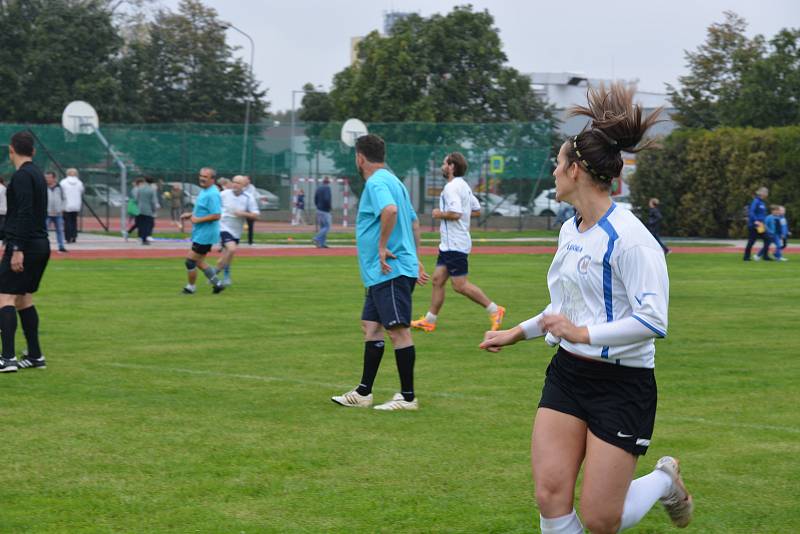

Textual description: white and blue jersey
[520,203,669,368]
[356,168,419,288]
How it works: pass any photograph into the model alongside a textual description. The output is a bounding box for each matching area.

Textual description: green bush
[632,126,800,237]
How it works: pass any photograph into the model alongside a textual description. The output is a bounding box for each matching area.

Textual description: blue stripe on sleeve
[632,314,667,338]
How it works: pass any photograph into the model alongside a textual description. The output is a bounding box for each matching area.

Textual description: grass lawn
[1,253,797,532]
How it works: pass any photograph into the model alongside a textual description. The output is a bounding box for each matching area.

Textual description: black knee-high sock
[394,345,416,401]
[356,340,385,396]
[0,306,17,359]
[18,306,41,358]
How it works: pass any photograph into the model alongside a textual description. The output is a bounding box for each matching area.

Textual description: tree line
[0,0,268,124]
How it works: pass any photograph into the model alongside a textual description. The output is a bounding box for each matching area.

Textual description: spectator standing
[45,172,67,252]
[241,176,258,245]
[743,186,770,261]
[59,168,84,243]
[647,198,670,255]
[313,177,332,248]
[779,206,790,250]
[134,177,158,245]
[0,178,6,233]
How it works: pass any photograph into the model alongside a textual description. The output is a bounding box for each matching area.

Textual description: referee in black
[0,131,50,372]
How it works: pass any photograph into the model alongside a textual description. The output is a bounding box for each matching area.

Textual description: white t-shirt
[520,203,669,368]
[220,189,259,239]
[438,177,480,254]
[59,176,84,212]
[0,183,6,215]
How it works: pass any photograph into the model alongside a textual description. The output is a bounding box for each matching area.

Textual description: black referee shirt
[4,161,49,252]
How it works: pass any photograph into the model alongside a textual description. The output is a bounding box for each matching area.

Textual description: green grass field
[1,253,797,532]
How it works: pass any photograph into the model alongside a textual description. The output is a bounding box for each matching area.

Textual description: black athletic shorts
[538,347,657,456]
[220,231,240,246]
[436,250,469,277]
[0,243,51,295]
[361,275,416,328]
[191,242,213,255]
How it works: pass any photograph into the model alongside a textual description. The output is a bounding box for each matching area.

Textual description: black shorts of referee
[0,239,51,294]
[538,347,657,456]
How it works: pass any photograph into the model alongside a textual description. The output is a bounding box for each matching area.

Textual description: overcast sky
[159,0,799,112]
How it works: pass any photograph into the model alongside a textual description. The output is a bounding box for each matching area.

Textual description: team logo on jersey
[577,255,592,275]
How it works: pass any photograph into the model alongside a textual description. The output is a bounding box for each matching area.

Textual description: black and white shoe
[182,286,196,295]
[212,282,225,294]
[17,355,46,369]
[0,358,18,373]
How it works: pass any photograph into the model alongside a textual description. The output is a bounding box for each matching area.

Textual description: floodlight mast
[75,118,128,237]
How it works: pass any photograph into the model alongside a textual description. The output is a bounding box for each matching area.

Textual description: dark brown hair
[355,134,385,163]
[566,83,662,189]
[10,131,35,157]
[446,152,468,177]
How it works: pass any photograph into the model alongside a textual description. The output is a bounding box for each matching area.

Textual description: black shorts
[220,232,240,246]
[538,347,657,456]
[436,250,469,277]
[0,245,51,295]
[361,275,416,328]
[191,242,213,255]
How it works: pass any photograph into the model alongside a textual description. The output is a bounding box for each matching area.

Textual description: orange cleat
[489,306,506,331]
[410,316,437,332]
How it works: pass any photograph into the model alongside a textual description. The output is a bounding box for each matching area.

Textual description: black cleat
[182,286,196,295]
[212,283,225,294]
[17,355,46,369]
[0,358,18,373]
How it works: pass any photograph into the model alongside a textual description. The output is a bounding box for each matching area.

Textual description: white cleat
[331,389,373,408]
[374,392,418,411]
[655,456,693,528]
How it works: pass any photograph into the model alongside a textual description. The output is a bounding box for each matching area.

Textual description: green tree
[298,5,555,198]
[129,0,268,123]
[668,12,799,129]
[0,0,131,123]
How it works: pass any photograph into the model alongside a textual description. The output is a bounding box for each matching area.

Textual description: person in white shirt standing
[411,152,505,333]
[0,177,7,233]
[59,168,84,243]
[480,84,692,534]
[216,175,259,286]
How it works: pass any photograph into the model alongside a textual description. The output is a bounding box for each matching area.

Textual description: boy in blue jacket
[764,205,787,261]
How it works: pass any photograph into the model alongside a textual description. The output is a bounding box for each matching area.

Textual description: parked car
[84,184,126,209]
[532,188,565,217]
[479,193,529,217]
[254,187,279,210]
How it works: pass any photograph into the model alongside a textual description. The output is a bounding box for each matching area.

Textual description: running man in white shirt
[480,84,692,534]
[411,152,505,333]
[216,175,259,286]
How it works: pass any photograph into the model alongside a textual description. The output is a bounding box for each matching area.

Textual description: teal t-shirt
[356,168,418,287]
[192,186,221,244]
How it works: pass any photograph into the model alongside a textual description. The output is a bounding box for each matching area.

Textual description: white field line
[660,415,800,434]
[103,363,800,434]
[103,362,469,399]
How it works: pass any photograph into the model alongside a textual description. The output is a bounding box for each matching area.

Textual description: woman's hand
[539,314,590,344]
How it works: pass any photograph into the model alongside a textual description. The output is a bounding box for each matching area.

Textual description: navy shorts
[361,275,417,328]
[538,347,657,456]
[191,242,213,255]
[220,231,240,246]
[436,250,469,277]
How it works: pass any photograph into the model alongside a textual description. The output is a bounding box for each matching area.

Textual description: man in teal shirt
[180,167,225,294]
[332,134,429,411]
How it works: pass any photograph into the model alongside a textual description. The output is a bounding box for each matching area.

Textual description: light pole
[225,23,255,174]
[290,87,324,178]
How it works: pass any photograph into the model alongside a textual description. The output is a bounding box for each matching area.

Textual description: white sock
[618,469,672,531]
[425,311,437,323]
[486,302,498,314]
[540,509,584,534]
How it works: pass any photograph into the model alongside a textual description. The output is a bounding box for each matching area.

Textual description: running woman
[480,84,692,533]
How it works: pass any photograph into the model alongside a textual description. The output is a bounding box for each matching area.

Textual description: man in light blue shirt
[332,134,429,411]
[180,167,225,294]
